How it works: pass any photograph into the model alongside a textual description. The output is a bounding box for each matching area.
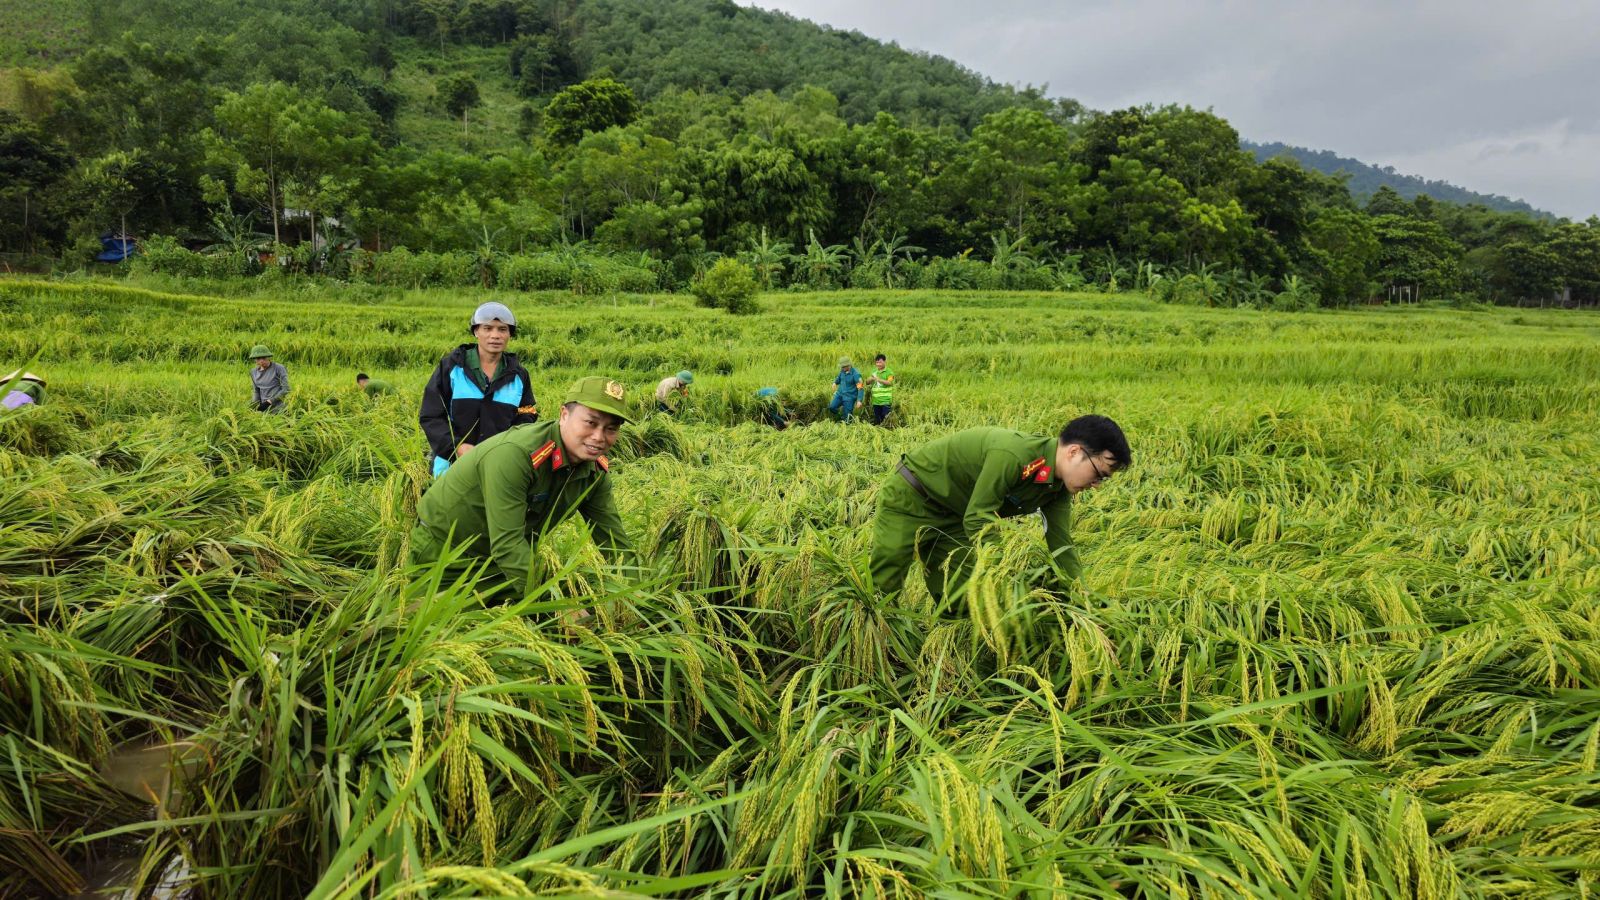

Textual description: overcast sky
[742,1,1600,220]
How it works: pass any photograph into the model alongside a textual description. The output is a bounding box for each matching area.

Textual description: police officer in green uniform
[409,376,636,601]
[870,414,1130,601]
[356,373,397,397]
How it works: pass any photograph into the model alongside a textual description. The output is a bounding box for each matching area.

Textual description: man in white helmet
[420,301,539,477]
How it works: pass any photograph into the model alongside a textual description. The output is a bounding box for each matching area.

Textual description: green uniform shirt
[902,426,1080,582]
[362,379,397,396]
[868,366,895,405]
[412,420,631,591]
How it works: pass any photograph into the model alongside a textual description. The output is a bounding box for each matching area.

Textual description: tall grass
[2,274,1598,896]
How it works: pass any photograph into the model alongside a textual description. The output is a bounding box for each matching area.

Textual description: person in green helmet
[409,376,636,602]
[829,357,863,422]
[654,370,694,414]
[248,345,289,413]
[869,414,1130,603]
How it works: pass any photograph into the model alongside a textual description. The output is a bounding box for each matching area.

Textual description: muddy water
[64,740,204,899]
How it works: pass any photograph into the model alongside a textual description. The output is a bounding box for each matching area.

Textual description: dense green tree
[940,107,1084,247]
[1364,185,1413,217]
[557,125,681,235]
[1304,207,1379,304]
[511,33,580,97]
[544,77,638,145]
[834,112,951,244]
[1369,214,1468,302]
[0,112,75,253]
[1482,241,1562,304]
[1544,221,1600,304]
[75,150,148,242]
[438,73,481,133]
[694,141,830,248]
[1118,105,1252,198]
[206,82,376,244]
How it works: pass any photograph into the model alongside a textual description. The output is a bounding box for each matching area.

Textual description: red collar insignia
[551,446,565,470]
[1035,465,1052,483]
[596,455,610,472]
[529,440,556,469]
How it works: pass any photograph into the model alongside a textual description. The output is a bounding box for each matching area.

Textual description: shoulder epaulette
[517,404,538,416]
[529,440,556,469]
[1020,457,1047,482]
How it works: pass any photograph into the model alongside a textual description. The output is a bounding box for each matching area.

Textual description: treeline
[1244,142,1548,218]
[2,0,1597,307]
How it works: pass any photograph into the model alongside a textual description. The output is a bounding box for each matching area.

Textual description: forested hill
[0,0,1039,132]
[0,0,1546,211]
[4,0,1595,308]
[1245,141,1548,218]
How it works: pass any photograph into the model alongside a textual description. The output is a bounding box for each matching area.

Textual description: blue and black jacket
[420,344,538,476]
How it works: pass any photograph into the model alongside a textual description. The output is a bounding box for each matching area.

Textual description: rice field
[3,275,1599,898]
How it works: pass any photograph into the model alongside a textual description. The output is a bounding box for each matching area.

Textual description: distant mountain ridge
[1244,140,1551,218]
[0,0,1555,217]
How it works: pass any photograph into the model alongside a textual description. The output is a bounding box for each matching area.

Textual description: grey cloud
[745,1,1600,218]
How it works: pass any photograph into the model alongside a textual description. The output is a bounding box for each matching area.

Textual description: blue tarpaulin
[97,234,135,262]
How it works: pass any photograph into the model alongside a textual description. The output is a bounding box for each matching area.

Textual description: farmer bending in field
[357,373,397,397]
[248,345,289,413]
[3,370,46,409]
[410,377,635,602]
[654,370,693,414]
[420,301,538,477]
[870,415,1130,602]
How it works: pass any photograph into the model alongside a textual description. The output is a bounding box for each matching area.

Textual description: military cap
[564,376,633,423]
[838,356,852,368]
[248,344,273,359]
[676,370,694,384]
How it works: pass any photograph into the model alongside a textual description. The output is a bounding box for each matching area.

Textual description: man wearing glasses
[869,415,1130,602]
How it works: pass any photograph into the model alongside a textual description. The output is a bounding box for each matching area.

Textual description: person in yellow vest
[862,353,895,425]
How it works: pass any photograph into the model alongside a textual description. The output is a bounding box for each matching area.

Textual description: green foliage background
[2,0,1597,307]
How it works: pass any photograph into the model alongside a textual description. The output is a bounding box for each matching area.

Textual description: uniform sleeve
[479,444,537,592]
[577,475,634,562]
[418,356,457,461]
[1040,492,1081,587]
[273,366,290,401]
[251,374,263,405]
[961,451,1021,543]
[513,373,538,425]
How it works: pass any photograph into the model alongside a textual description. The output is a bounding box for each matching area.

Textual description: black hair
[874,353,886,361]
[1060,415,1131,470]
[356,373,369,382]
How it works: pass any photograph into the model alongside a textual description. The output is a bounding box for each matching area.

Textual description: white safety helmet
[470,301,518,337]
